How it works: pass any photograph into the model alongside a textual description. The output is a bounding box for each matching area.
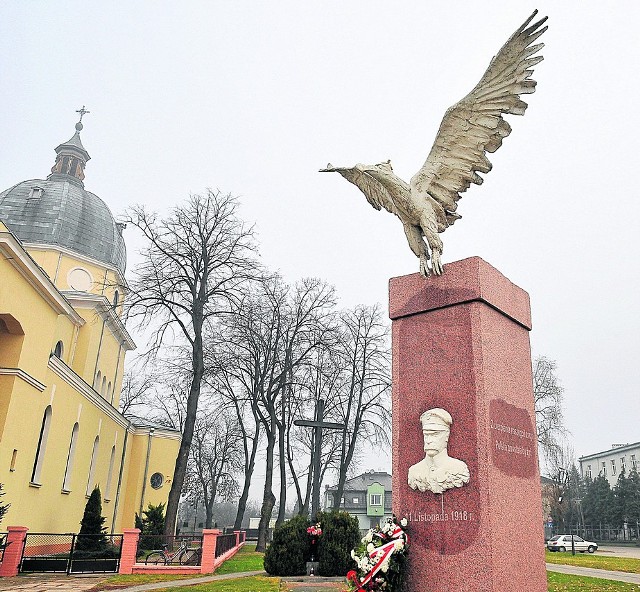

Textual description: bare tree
[217,276,336,552]
[123,190,257,536]
[330,304,392,508]
[187,407,243,528]
[533,355,568,470]
[118,369,156,416]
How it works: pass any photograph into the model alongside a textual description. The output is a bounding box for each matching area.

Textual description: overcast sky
[2,2,639,476]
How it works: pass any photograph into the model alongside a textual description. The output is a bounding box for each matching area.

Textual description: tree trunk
[164,313,205,536]
[256,431,276,552]
[276,406,287,525]
[233,418,260,529]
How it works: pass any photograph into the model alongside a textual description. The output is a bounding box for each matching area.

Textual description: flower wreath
[346,516,409,592]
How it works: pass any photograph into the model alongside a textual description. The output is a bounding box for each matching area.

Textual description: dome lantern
[48,107,91,186]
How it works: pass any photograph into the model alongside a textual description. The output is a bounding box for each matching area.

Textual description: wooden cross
[294,399,345,518]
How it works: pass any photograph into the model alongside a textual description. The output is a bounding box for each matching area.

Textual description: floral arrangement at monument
[346,517,408,591]
[307,522,322,561]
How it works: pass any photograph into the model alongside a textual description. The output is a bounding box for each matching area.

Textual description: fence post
[200,529,220,574]
[119,529,140,575]
[0,526,28,577]
[234,530,241,548]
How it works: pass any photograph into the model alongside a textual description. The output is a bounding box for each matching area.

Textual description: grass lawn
[548,572,640,590]
[144,576,279,592]
[89,543,264,591]
[212,543,264,574]
[546,550,640,574]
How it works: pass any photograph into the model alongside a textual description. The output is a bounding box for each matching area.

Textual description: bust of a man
[407,407,470,494]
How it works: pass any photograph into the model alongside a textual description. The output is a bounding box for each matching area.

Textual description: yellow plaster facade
[0,217,179,533]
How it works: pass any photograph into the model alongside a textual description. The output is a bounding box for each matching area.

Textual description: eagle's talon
[419,255,431,278]
[432,251,443,276]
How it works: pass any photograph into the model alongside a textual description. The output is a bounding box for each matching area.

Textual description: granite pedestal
[390,257,546,592]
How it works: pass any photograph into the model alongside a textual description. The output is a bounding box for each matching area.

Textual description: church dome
[0,111,126,274]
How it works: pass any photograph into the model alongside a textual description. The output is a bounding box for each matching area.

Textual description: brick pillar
[242,530,246,543]
[233,530,241,547]
[390,257,546,592]
[200,529,220,573]
[118,528,140,574]
[0,526,28,577]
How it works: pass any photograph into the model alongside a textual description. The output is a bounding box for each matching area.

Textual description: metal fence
[547,524,639,543]
[20,533,122,574]
[214,533,237,558]
[0,532,8,564]
[137,534,203,566]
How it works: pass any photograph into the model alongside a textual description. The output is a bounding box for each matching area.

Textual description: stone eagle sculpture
[320,11,548,277]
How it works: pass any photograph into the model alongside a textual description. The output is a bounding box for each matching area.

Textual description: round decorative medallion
[67,267,93,292]
[150,472,164,489]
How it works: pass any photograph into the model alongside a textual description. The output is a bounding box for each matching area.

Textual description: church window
[10,449,17,472]
[94,370,101,390]
[28,187,43,199]
[62,423,79,491]
[150,472,164,490]
[101,376,107,398]
[53,340,63,358]
[31,405,52,485]
[104,445,116,501]
[86,436,100,496]
[113,290,119,307]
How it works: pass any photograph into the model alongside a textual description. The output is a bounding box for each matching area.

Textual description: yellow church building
[0,113,180,533]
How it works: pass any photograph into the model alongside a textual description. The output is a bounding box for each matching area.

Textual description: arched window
[107,381,112,401]
[53,340,63,358]
[105,445,116,500]
[31,405,52,484]
[62,423,79,491]
[113,290,119,307]
[86,436,100,496]
[94,370,102,390]
[101,376,107,398]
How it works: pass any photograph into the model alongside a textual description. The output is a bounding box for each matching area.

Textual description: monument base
[390,257,547,592]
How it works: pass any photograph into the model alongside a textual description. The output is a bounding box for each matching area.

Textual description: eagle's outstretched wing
[410,10,548,223]
[320,162,410,216]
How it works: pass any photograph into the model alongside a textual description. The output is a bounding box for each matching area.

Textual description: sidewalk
[0,574,105,591]
[90,570,265,592]
[546,563,640,585]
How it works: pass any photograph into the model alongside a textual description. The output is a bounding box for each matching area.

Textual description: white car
[547,534,598,553]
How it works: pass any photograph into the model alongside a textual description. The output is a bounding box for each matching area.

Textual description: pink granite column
[118,528,140,575]
[390,257,546,592]
[0,526,28,577]
[200,529,220,573]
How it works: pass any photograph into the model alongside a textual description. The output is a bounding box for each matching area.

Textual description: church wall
[117,431,180,531]
[0,253,72,380]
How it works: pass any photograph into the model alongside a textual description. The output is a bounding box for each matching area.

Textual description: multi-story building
[324,470,392,531]
[0,114,180,532]
[579,442,640,488]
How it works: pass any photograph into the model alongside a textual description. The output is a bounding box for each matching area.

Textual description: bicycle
[144,539,202,565]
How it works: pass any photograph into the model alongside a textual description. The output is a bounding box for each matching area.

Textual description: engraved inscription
[490,399,536,477]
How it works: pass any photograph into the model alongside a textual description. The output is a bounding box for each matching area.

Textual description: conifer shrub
[76,486,110,555]
[263,514,311,576]
[0,483,10,526]
[316,510,360,576]
[135,503,166,552]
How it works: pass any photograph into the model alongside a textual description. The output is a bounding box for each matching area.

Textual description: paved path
[281,575,344,591]
[92,570,265,591]
[598,545,640,559]
[0,574,105,591]
[546,563,640,585]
